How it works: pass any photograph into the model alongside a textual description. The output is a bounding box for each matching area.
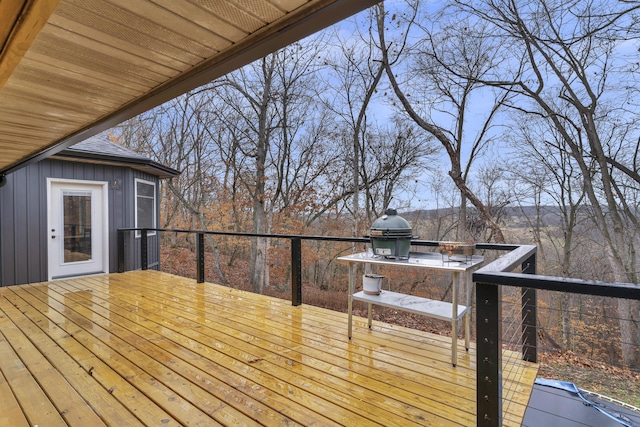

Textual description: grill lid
[370,208,412,236]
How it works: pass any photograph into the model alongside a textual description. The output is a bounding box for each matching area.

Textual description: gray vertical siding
[0,158,161,286]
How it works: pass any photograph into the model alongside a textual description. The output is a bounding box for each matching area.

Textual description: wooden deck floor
[0,270,538,426]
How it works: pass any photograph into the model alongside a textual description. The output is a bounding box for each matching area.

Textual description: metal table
[338,251,485,366]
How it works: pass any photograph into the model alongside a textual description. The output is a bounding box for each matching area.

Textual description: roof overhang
[51,150,181,179]
[0,0,380,177]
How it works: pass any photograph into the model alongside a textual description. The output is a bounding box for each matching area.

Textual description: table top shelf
[352,290,469,321]
[337,251,484,272]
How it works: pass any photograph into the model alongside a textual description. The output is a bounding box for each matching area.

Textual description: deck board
[0,270,538,426]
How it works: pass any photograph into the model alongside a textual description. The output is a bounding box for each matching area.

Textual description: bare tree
[506,116,591,349]
[359,117,436,216]
[209,52,286,293]
[321,21,386,232]
[115,92,228,283]
[471,165,511,242]
[454,0,640,366]
[201,39,347,293]
[375,1,513,243]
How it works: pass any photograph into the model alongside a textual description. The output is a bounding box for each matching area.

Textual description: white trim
[134,178,157,238]
[47,178,109,280]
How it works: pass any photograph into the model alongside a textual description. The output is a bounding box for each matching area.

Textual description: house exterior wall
[0,158,161,286]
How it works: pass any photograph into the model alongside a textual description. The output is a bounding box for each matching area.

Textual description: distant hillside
[404,205,584,228]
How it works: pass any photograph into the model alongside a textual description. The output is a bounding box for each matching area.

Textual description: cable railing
[118,227,640,426]
[500,286,535,424]
[506,288,640,417]
[474,250,640,426]
[118,227,371,305]
[118,227,518,305]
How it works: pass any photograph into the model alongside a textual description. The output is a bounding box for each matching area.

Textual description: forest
[111,0,640,388]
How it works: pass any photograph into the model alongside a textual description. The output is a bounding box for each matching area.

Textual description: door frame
[47,178,109,280]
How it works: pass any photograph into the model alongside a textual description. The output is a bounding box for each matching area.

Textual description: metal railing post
[476,281,502,427]
[118,229,125,273]
[196,232,205,283]
[141,229,148,270]
[291,237,302,306]
[521,253,537,363]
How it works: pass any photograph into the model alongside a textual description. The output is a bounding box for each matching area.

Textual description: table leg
[348,263,354,339]
[368,303,373,328]
[465,270,471,351]
[452,271,458,366]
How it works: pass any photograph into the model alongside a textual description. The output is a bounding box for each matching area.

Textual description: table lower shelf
[352,290,469,322]
[350,289,471,365]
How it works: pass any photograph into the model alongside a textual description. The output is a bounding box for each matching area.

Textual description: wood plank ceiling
[0,0,379,177]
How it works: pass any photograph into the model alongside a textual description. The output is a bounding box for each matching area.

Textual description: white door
[48,180,108,280]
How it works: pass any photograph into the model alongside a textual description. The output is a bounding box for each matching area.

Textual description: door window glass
[63,190,92,263]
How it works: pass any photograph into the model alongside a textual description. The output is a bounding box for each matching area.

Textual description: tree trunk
[250,212,267,294]
[459,192,467,241]
[560,293,572,350]
[617,299,639,366]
